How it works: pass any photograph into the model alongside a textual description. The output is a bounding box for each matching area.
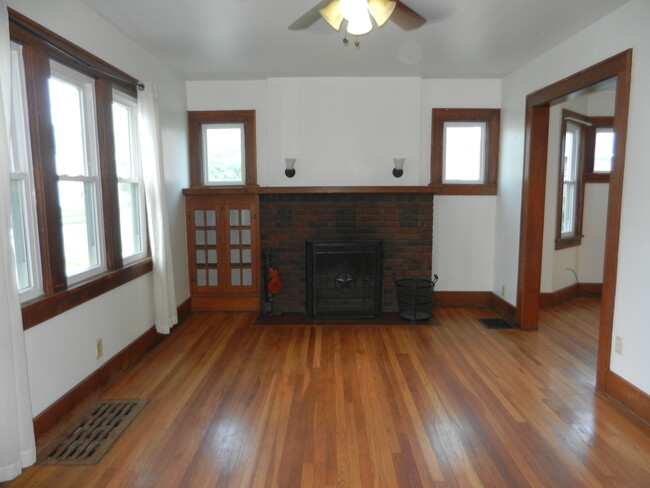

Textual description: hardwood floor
[4,299,650,487]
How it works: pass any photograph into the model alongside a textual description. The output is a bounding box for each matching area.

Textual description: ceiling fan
[289,0,427,38]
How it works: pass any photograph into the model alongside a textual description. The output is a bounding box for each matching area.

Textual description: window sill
[21,258,153,330]
[435,184,498,196]
[555,236,583,250]
[584,173,610,184]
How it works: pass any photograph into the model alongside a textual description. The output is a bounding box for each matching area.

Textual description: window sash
[442,121,487,184]
[201,123,246,186]
[560,123,581,239]
[112,90,147,263]
[49,61,106,284]
[10,41,42,301]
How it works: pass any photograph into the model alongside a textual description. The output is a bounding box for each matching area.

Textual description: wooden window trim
[9,10,148,329]
[430,108,500,195]
[188,110,257,188]
[555,110,587,250]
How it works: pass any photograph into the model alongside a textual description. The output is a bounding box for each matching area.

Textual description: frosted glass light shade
[368,0,397,27]
[319,0,343,30]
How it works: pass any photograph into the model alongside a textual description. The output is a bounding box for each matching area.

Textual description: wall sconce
[285,158,296,178]
[392,158,405,178]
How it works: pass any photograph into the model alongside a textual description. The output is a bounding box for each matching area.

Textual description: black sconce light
[285,158,296,178]
[392,158,404,177]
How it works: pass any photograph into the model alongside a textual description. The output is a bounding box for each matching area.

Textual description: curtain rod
[9,16,144,91]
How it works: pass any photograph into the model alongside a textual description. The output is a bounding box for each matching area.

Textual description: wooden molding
[604,371,650,426]
[435,291,492,308]
[22,259,153,330]
[540,284,578,307]
[490,293,517,322]
[191,296,260,312]
[33,299,192,439]
[183,185,438,196]
[540,283,602,307]
[516,50,632,403]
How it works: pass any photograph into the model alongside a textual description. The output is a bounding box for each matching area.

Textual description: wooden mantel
[182,185,441,196]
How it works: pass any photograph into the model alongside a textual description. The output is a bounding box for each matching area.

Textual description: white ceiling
[79,0,629,80]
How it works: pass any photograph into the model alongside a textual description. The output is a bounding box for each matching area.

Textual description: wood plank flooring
[4,298,650,487]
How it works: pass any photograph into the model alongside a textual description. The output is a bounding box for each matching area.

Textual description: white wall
[187,78,501,291]
[9,0,190,415]
[497,0,650,394]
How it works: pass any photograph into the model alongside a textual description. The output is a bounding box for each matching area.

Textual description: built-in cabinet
[184,192,260,311]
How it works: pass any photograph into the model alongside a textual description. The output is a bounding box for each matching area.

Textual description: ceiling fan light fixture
[368,0,396,27]
[339,0,368,24]
[319,0,344,30]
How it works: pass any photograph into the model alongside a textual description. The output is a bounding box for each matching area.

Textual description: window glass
[561,124,580,236]
[594,128,614,173]
[50,61,105,282]
[442,122,486,183]
[202,123,245,185]
[112,91,147,262]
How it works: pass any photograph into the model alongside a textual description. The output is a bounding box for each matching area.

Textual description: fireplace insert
[306,240,382,319]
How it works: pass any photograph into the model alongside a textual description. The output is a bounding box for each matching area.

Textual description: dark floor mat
[478,318,519,329]
[254,312,440,327]
[39,399,148,465]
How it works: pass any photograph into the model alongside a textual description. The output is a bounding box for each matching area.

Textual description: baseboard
[434,291,516,322]
[435,291,492,308]
[540,283,602,306]
[604,371,650,426]
[490,294,517,322]
[33,299,191,439]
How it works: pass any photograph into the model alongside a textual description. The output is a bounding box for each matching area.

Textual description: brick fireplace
[259,193,433,314]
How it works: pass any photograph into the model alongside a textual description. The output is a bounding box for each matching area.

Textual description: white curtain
[0,1,36,482]
[138,83,178,334]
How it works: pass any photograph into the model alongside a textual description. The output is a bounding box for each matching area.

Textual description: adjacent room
[1,0,649,486]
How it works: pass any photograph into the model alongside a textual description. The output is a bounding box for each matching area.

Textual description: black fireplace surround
[306,240,383,319]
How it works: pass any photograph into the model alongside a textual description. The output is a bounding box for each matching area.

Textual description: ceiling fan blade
[390,0,427,31]
[288,0,336,30]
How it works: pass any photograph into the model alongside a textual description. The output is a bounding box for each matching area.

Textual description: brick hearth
[259,193,433,314]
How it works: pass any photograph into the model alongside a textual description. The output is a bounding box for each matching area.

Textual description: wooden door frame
[516,50,632,392]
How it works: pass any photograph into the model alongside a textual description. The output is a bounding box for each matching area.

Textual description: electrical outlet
[96,338,103,359]
[615,336,623,355]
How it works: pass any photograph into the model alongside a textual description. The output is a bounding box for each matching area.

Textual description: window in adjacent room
[188,111,257,187]
[113,90,147,263]
[556,110,586,249]
[431,108,500,195]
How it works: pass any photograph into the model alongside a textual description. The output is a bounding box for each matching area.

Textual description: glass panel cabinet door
[185,194,259,300]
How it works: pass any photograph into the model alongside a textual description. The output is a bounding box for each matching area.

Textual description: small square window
[442,122,487,184]
[431,108,500,195]
[202,123,245,185]
[593,128,615,173]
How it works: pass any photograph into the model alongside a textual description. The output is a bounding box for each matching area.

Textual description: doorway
[515,50,632,391]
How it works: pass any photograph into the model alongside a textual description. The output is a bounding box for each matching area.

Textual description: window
[431,108,500,195]
[49,61,106,283]
[113,90,147,263]
[188,111,257,187]
[9,11,152,327]
[556,110,586,249]
[593,128,615,173]
[9,42,42,301]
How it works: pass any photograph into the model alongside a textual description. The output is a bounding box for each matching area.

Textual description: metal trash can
[395,275,438,321]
